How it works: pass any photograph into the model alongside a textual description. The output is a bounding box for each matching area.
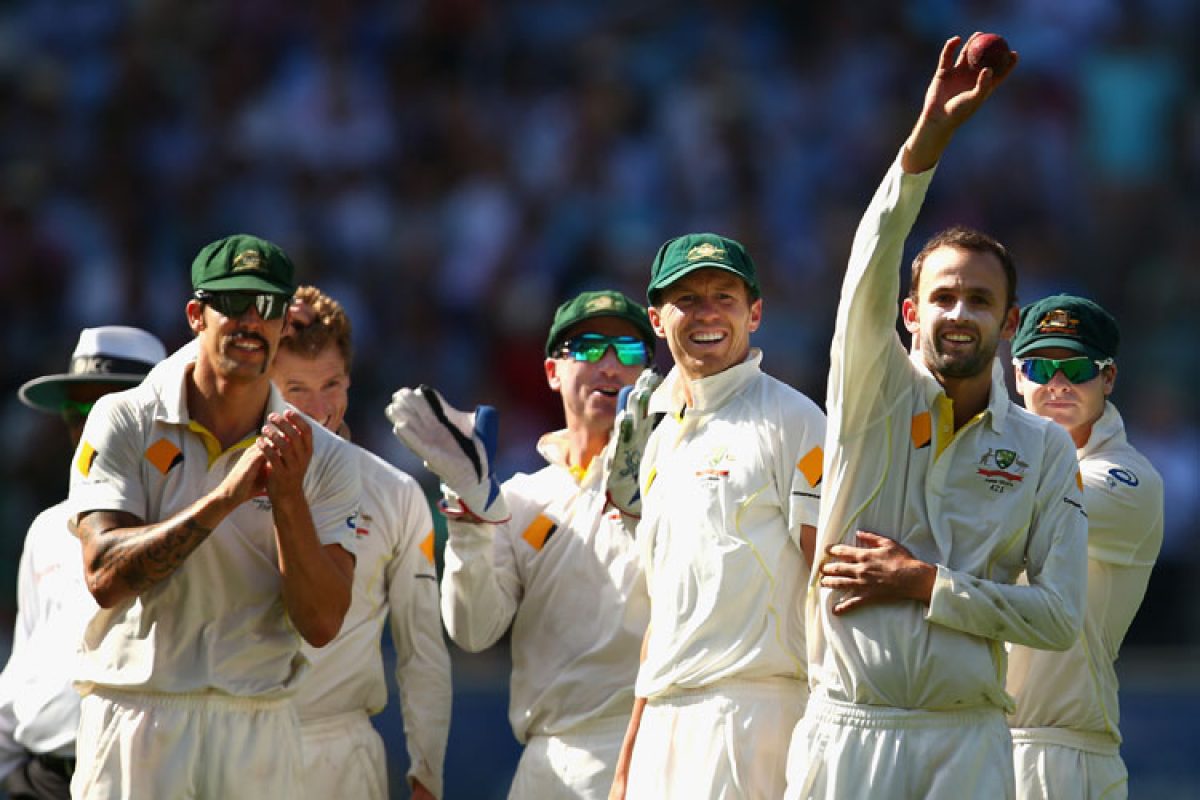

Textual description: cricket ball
[966,34,1014,74]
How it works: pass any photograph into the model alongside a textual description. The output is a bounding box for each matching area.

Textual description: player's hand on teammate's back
[386,384,510,523]
[819,530,937,615]
[603,368,663,517]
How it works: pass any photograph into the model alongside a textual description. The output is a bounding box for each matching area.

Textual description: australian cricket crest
[695,445,735,480]
[976,446,1029,493]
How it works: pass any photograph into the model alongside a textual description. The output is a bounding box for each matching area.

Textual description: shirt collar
[1078,401,1125,458]
[648,348,763,417]
[147,338,288,427]
[536,428,600,486]
[908,351,1011,433]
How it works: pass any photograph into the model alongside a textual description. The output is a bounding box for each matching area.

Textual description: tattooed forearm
[108,518,213,593]
[79,509,218,607]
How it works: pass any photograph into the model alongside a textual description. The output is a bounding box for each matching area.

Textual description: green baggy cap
[545,290,655,356]
[647,233,760,303]
[191,234,296,295]
[1012,293,1119,361]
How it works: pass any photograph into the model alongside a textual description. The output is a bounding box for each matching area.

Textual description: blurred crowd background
[0,1,1196,797]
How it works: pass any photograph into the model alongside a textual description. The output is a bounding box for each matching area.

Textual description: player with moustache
[788,36,1089,799]
[1006,294,1163,800]
[271,286,451,800]
[67,235,360,799]
[610,235,827,800]
[387,290,657,799]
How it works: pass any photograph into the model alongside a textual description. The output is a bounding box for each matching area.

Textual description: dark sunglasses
[194,290,291,321]
[557,333,650,367]
[1014,356,1113,385]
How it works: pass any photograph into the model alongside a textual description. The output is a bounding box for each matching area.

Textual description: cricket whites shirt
[67,344,360,697]
[808,154,1089,713]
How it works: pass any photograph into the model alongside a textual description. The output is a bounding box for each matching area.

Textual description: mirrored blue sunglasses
[557,334,649,367]
[1014,356,1113,385]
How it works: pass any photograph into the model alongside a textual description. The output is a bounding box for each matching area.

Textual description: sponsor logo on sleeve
[347,511,369,537]
[1107,467,1139,488]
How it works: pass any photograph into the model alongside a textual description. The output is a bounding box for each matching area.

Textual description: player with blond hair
[273,286,451,800]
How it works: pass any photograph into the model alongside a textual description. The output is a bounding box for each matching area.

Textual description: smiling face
[1015,345,1114,447]
[545,316,648,437]
[648,268,761,381]
[902,245,1018,382]
[271,345,351,433]
[187,296,286,382]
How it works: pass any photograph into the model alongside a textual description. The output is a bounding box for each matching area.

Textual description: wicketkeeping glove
[604,368,664,518]
[386,385,510,523]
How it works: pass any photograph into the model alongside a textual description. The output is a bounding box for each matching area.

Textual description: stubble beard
[924,330,998,380]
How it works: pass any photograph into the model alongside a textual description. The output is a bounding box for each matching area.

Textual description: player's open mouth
[229,334,268,353]
[939,331,974,347]
[594,387,620,398]
[690,331,725,344]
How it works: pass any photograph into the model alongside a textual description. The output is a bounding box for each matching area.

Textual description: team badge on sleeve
[522,514,558,551]
[420,530,436,565]
[145,439,183,475]
[911,412,932,449]
[797,446,823,489]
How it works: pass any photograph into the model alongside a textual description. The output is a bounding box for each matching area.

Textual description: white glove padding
[386,384,509,523]
[604,369,664,517]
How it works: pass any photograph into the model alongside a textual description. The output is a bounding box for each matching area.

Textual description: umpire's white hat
[19,326,166,414]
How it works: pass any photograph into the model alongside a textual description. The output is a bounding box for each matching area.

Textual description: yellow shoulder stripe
[76,442,97,477]
[644,466,658,496]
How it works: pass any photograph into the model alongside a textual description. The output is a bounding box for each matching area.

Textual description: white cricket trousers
[300,709,389,800]
[71,687,301,800]
[1011,728,1127,800]
[785,694,1015,800]
[625,677,807,800]
[508,714,628,800]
